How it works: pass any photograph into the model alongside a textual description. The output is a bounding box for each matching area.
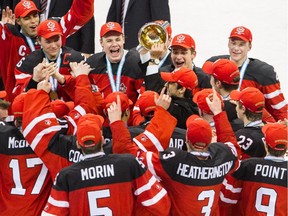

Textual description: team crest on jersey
[156,184,162,190]
[119,83,127,93]
[140,135,147,142]
[22,1,33,9]
[47,21,57,32]
[235,27,245,35]
[45,119,51,125]
[74,113,80,119]
[175,34,186,43]
[91,84,100,92]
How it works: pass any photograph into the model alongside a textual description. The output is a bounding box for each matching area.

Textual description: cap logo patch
[47,21,56,32]
[45,119,51,125]
[22,1,32,9]
[81,135,95,141]
[235,27,245,35]
[176,34,186,43]
[106,22,116,30]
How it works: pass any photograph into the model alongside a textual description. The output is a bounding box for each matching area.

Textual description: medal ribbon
[43,48,63,92]
[238,58,250,90]
[20,29,36,52]
[105,49,128,92]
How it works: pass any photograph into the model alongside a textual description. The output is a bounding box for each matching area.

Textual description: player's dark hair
[239,102,263,121]
[80,140,102,154]
[267,145,287,157]
[0,100,11,109]
[213,76,239,92]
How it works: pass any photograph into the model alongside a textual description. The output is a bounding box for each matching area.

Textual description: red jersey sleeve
[60,0,94,41]
[133,106,177,152]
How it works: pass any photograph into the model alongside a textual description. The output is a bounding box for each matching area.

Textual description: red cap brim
[160,72,175,82]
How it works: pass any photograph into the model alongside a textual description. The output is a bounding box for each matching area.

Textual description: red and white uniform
[0,121,52,216]
[203,56,287,121]
[111,107,241,215]
[0,0,94,103]
[42,152,171,216]
[221,156,287,216]
[22,74,102,179]
[13,47,85,100]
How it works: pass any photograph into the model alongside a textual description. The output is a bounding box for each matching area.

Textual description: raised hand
[107,95,122,123]
[1,6,15,25]
[206,88,223,116]
[150,42,166,59]
[37,73,51,93]
[155,86,171,110]
[33,58,50,82]
[69,61,92,77]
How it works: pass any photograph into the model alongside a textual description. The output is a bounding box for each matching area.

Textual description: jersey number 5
[88,189,112,216]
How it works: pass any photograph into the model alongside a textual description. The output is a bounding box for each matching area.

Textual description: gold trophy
[137,21,170,51]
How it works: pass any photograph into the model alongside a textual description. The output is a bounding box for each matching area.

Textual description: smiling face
[100,32,125,63]
[16,11,40,38]
[170,46,195,69]
[228,38,251,66]
[38,35,62,60]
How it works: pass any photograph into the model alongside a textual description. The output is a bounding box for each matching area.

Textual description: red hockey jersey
[221,156,287,216]
[0,0,94,103]
[0,121,52,216]
[42,152,171,216]
[22,74,102,179]
[111,107,241,215]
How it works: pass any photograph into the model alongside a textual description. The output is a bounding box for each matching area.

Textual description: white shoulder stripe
[41,211,56,216]
[222,178,242,193]
[143,130,164,151]
[48,196,69,207]
[264,89,281,99]
[271,100,287,110]
[30,125,62,150]
[133,138,148,152]
[141,188,167,206]
[15,73,32,79]
[134,176,157,195]
[74,105,86,116]
[146,152,161,181]
[220,192,238,204]
[23,113,56,137]
[65,115,77,135]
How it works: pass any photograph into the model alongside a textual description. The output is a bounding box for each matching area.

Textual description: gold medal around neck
[49,91,59,100]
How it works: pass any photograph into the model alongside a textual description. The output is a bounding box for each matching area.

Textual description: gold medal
[49,91,59,100]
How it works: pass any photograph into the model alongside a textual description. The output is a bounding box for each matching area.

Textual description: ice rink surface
[94,0,288,99]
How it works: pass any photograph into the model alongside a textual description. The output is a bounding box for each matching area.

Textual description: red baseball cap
[229,26,252,42]
[262,123,287,151]
[160,67,198,91]
[207,59,240,85]
[15,0,39,18]
[138,91,159,117]
[193,89,224,115]
[51,100,72,118]
[0,91,7,99]
[76,114,104,147]
[37,20,63,39]
[230,87,265,113]
[11,93,27,118]
[171,34,196,50]
[103,92,133,113]
[100,22,123,37]
[186,115,212,149]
